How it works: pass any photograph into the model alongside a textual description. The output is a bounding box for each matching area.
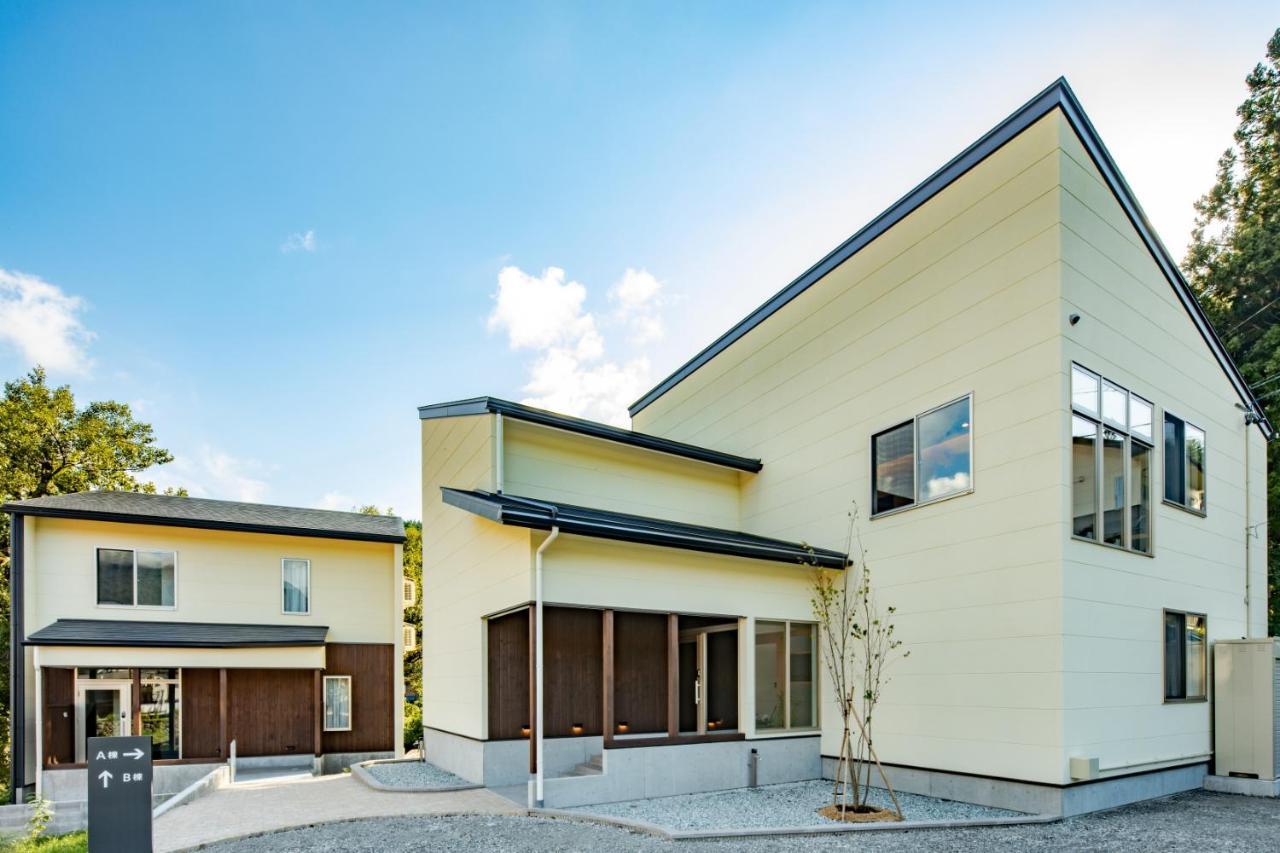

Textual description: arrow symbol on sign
[98,770,113,788]
[124,748,145,760]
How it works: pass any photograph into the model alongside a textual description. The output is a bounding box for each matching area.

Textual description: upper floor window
[1163,610,1206,702]
[871,395,973,517]
[1163,413,1206,514]
[97,548,176,608]
[282,558,310,615]
[1070,365,1152,554]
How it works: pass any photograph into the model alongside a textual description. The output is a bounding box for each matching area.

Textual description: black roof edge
[418,396,763,472]
[2,505,407,544]
[626,78,1274,440]
[440,487,847,570]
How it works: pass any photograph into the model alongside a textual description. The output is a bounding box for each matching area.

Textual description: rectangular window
[282,559,310,615]
[323,675,352,731]
[402,578,417,607]
[1163,611,1206,701]
[871,395,972,517]
[139,669,181,760]
[403,624,417,650]
[753,620,817,731]
[96,548,176,608]
[1069,365,1153,554]
[1163,413,1206,513]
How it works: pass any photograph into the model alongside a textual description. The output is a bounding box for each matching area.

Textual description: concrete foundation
[821,757,1209,816]
[320,751,395,775]
[423,727,604,787]
[1203,773,1280,797]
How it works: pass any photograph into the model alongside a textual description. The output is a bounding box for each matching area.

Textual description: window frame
[1162,609,1207,704]
[281,558,311,616]
[323,675,353,732]
[95,546,179,610]
[1068,365,1155,557]
[403,623,417,650]
[752,618,820,734]
[870,392,975,519]
[402,578,416,608]
[1162,410,1207,517]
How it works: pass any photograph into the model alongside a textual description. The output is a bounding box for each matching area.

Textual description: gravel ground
[363,760,473,789]
[564,780,1021,829]
[201,790,1280,852]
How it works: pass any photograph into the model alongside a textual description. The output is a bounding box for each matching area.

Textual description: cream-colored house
[3,491,408,813]
[419,78,1272,815]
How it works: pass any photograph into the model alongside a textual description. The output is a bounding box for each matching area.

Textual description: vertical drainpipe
[533,520,559,809]
[495,413,505,494]
[9,512,24,803]
[1242,410,1256,637]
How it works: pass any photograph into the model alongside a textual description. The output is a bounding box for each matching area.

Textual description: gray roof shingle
[26,619,329,648]
[1,491,405,543]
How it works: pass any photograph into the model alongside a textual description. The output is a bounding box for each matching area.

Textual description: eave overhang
[25,619,330,648]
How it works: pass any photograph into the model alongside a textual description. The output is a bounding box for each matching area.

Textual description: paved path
[155,772,522,852]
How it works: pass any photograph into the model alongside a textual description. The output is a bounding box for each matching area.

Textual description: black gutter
[8,513,23,802]
[625,79,1274,440]
[0,506,406,544]
[441,488,847,569]
[417,397,763,473]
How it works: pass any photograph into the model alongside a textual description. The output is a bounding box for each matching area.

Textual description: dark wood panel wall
[181,668,222,759]
[41,668,75,766]
[487,609,530,740]
[227,669,315,757]
[322,643,394,753]
[613,612,667,734]
[544,607,602,737]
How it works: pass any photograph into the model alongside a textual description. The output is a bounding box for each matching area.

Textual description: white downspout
[534,525,559,808]
[33,647,42,799]
[495,413,505,494]
[1243,415,1252,637]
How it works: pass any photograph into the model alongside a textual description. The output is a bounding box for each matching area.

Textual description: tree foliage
[1183,28,1280,635]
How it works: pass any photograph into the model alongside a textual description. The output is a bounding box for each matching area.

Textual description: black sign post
[87,735,153,853]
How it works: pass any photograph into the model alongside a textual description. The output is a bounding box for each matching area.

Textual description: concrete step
[570,754,603,776]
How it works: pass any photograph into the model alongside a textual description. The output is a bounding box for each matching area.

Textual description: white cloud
[487,265,665,427]
[0,267,94,373]
[147,445,271,503]
[317,491,357,511]
[281,230,317,253]
[922,472,971,501]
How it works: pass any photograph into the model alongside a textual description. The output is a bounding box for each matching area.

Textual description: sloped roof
[26,619,329,648]
[627,78,1273,439]
[441,487,847,569]
[418,396,762,472]
[1,491,406,543]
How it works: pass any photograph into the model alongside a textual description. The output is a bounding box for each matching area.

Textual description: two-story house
[4,491,408,808]
[417,78,1272,816]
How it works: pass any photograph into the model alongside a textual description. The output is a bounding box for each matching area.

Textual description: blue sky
[0,2,1274,519]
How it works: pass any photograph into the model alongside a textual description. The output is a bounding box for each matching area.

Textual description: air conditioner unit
[1212,638,1279,781]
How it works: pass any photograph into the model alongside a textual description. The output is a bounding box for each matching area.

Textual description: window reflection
[1102,429,1125,546]
[1071,366,1099,416]
[1071,417,1097,540]
[872,422,914,515]
[1129,442,1151,553]
[1185,425,1206,512]
[917,398,972,501]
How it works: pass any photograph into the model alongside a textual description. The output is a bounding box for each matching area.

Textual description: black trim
[9,513,24,802]
[440,487,848,569]
[0,506,405,544]
[25,618,330,648]
[417,396,762,472]
[627,78,1274,440]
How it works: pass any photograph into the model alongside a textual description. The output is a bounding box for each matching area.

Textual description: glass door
[677,624,739,735]
[74,682,131,763]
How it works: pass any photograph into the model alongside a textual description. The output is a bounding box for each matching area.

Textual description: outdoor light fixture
[616,721,629,734]
[571,723,584,735]
[520,724,531,738]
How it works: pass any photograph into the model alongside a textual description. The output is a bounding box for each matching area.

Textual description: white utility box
[1212,638,1279,780]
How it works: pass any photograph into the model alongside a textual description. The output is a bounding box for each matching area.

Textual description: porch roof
[440,487,848,569]
[25,619,330,648]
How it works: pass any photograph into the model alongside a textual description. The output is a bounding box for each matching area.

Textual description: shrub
[403,700,423,752]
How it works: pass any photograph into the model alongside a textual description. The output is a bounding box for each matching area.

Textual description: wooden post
[218,668,228,759]
[527,606,537,773]
[314,670,323,756]
[602,610,614,747]
[131,669,142,736]
[667,614,679,738]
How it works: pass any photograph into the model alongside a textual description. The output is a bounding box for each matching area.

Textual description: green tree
[0,367,178,801]
[1183,28,1280,636]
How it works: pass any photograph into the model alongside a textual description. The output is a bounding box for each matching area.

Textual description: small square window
[1101,380,1128,429]
[1071,365,1100,417]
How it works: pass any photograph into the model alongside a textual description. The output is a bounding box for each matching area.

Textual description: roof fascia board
[626,79,1273,439]
[2,506,406,544]
[23,638,325,648]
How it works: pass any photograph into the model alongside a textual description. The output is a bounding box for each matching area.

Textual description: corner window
[1163,610,1206,701]
[96,548,176,608]
[871,395,972,516]
[282,559,310,615]
[753,620,817,731]
[1070,366,1152,554]
[1163,413,1205,513]
[323,675,352,731]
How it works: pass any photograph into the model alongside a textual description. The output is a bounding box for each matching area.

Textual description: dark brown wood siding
[322,643,394,753]
[545,606,602,737]
[181,668,223,759]
[227,669,315,757]
[42,668,75,766]
[487,608,530,740]
[613,612,667,735]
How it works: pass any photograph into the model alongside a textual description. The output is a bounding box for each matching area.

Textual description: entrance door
[678,625,739,735]
[74,683,131,763]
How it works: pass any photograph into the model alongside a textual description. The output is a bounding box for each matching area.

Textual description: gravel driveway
[200,790,1280,852]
